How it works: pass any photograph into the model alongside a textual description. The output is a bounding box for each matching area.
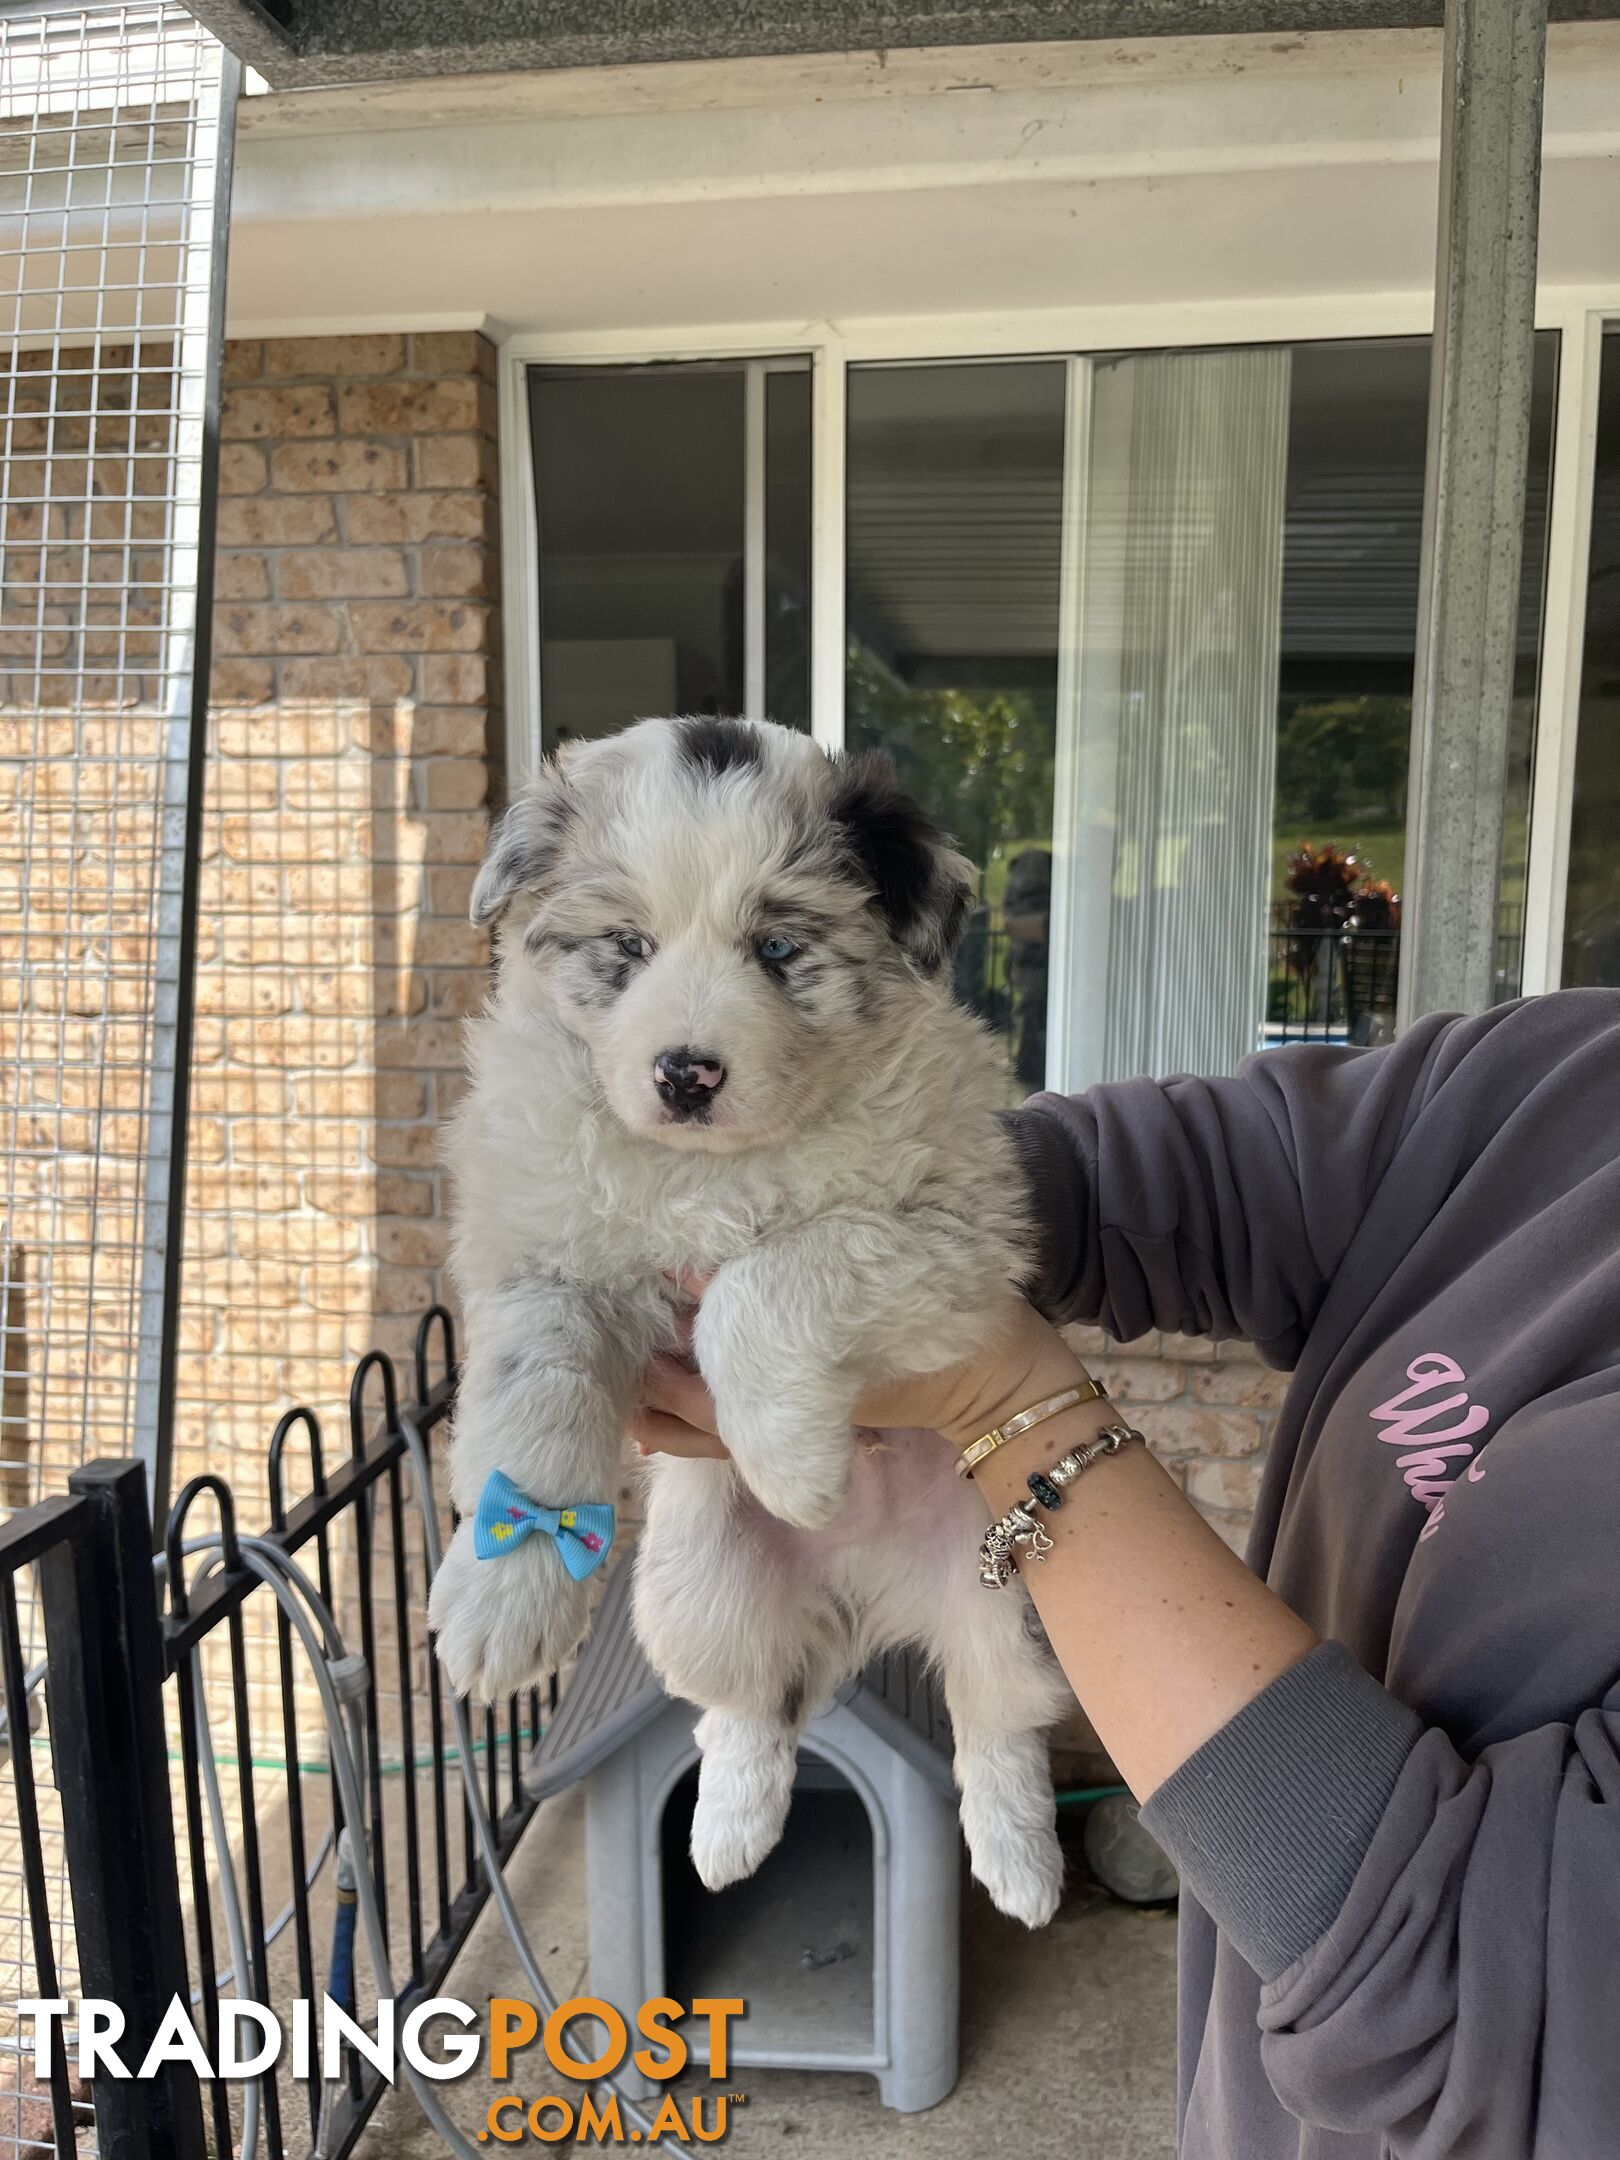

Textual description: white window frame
[498,288,1620,1073]
[1520,303,1613,995]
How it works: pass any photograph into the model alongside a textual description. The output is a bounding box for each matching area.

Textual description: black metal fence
[0,1307,543,2160]
[1266,923,1402,1046]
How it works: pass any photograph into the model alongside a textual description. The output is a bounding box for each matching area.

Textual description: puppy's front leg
[430,1273,662,1701]
[695,1210,1002,1530]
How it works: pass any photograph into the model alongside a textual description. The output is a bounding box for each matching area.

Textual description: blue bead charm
[1026,1470,1063,1512]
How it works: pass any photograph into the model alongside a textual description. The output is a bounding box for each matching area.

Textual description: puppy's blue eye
[757,934,799,966]
[615,932,651,960]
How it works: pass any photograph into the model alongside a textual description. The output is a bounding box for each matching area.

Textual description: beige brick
[391,707,485,757]
[419,654,487,704]
[214,604,343,657]
[375,1072,430,1118]
[277,547,410,601]
[404,917,490,968]
[375,1019,465,1070]
[271,441,407,494]
[217,496,337,547]
[375,1217,450,1268]
[409,330,492,377]
[1191,1363,1291,1411]
[279,654,415,702]
[302,1174,376,1220]
[374,1172,435,1217]
[337,380,481,435]
[413,434,497,491]
[208,658,274,705]
[344,491,485,545]
[190,1072,289,1114]
[349,600,487,654]
[264,333,406,379]
[366,1120,441,1166]
[425,865,477,917]
[1198,1509,1253,1556]
[219,443,267,494]
[223,1016,364,1067]
[1146,1406,1263,1462]
[426,972,484,1019]
[373,1263,437,1314]
[409,811,488,864]
[421,759,488,810]
[1186,1458,1266,1514]
[1091,1356,1185,1406]
[222,384,335,440]
[419,543,488,599]
[221,339,264,382]
[1155,1332,1218,1363]
[214,553,270,601]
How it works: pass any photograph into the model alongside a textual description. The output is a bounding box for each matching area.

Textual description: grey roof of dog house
[526,1556,956,1802]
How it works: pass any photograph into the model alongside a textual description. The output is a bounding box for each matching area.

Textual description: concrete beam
[1399,0,1548,1024]
[184,0,1614,91]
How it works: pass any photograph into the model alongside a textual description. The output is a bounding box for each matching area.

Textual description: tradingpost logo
[17,1992,747,2145]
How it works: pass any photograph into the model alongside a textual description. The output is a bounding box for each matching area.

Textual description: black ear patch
[676,715,764,779]
[828,751,975,976]
[469,767,573,926]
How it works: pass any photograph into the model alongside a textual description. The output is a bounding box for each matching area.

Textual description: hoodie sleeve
[1004,1013,1476,1363]
[1140,1627,1620,2158]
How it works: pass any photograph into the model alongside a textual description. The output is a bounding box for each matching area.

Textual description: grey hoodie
[1006,991,1620,2160]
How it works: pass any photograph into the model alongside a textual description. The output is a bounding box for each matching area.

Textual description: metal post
[1398,0,1547,1027]
[133,45,242,1518]
[38,1462,207,2160]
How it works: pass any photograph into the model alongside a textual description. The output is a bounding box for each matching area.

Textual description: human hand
[629,1293,1087,1462]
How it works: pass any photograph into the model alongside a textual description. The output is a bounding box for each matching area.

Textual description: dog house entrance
[661,1757,875,2060]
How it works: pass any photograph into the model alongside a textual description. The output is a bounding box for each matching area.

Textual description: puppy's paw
[689,1761,793,1892]
[967,1824,1064,1930]
[429,1521,590,1702]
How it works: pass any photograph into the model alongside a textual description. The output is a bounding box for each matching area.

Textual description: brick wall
[1065,1325,1286,1551]
[174,327,501,1497]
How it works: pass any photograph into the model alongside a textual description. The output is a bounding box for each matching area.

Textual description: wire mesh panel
[0,7,234,2149]
[0,0,232,1511]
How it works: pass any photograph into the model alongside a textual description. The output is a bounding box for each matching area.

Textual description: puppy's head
[471,715,974,1154]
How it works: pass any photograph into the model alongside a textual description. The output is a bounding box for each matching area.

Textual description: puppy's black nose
[653,1047,727,1117]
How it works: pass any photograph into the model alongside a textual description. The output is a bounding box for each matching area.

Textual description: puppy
[429,716,1070,1925]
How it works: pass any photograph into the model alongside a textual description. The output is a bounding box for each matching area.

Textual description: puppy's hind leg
[633,1457,849,1893]
[936,1580,1071,1929]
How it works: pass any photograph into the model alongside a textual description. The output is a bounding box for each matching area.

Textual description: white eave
[226,25,1620,339]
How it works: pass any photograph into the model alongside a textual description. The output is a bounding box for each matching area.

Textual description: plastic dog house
[526,1557,961,2112]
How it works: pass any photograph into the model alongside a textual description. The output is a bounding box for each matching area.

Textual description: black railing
[0,1308,545,2160]
[1266,923,1401,1046]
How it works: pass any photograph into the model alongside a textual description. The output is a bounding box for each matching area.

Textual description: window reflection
[845,362,1065,1094]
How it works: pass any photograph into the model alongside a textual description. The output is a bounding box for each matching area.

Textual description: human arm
[636,1300,1317,1800]
[637,1312,1620,2157]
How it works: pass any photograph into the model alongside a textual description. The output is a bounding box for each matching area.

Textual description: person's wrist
[940,1333,1092,1457]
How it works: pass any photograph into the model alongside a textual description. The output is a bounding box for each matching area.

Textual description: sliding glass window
[1270,337,1555,1043]
[845,362,1066,1095]
[1563,326,1620,987]
[527,359,811,749]
[524,335,1562,1091]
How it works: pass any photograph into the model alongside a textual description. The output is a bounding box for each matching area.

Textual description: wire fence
[0,8,234,2147]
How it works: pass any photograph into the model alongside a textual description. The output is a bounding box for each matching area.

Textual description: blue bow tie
[471,1471,615,1582]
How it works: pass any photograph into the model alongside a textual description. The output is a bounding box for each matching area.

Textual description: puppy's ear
[829,751,975,976]
[470,763,572,927]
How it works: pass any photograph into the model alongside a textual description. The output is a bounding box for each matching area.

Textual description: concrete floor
[361,1785,1179,2159]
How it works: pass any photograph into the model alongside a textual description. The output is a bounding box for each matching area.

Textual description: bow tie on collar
[471,1470,615,1583]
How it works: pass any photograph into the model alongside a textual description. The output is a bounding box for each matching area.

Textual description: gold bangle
[955,1376,1107,1479]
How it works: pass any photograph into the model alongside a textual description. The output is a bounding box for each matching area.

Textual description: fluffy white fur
[429,716,1071,1927]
